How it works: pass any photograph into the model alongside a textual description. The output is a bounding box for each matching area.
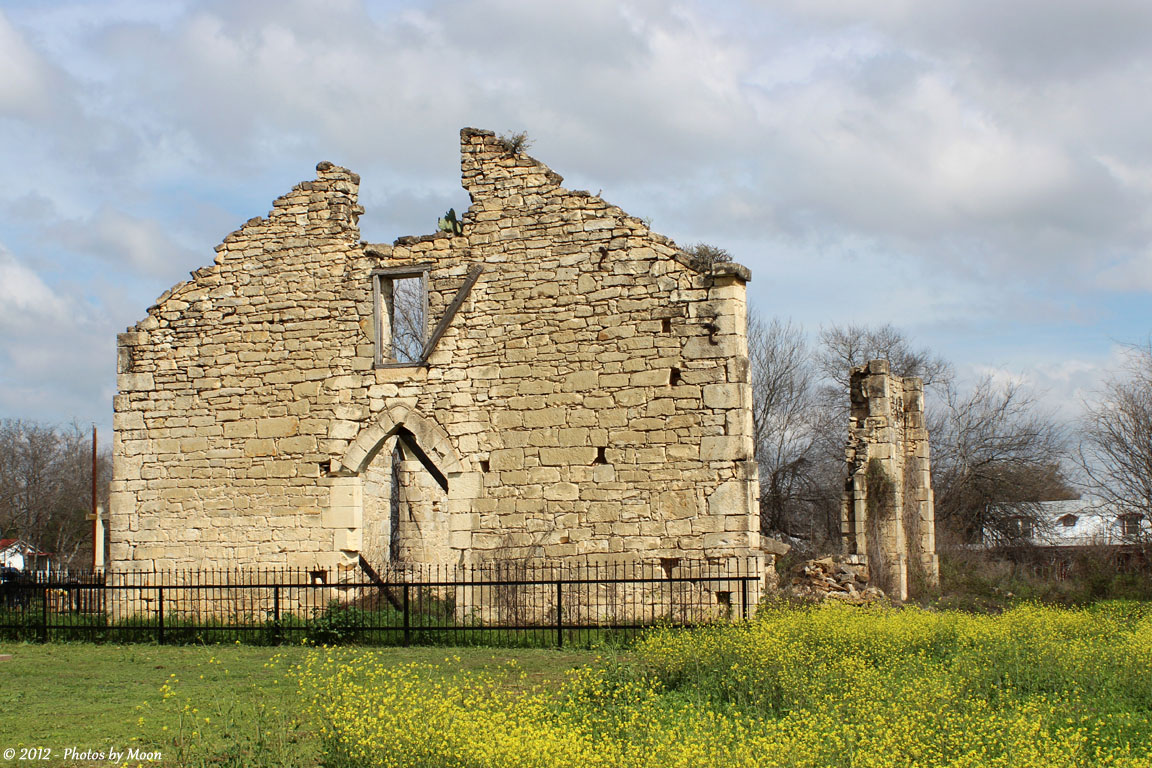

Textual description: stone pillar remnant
[842,360,939,600]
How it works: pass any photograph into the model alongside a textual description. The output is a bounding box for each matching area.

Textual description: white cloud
[0,246,70,326]
[49,207,203,276]
[0,242,111,426]
[0,11,60,118]
[776,0,1152,83]
[968,365,1033,392]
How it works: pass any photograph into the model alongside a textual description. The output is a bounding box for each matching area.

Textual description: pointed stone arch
[335,405,467,478]
[325,405,479,569]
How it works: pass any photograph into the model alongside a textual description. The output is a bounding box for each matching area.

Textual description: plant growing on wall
[684,243,732,273]
[437,208,463,235]
[498,131,532,154]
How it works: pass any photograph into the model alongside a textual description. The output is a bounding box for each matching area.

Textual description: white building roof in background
[1028,499,1149,546]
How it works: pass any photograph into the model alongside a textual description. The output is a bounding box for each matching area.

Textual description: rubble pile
[784,556,887,604]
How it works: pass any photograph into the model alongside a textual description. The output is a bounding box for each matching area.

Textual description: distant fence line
[0,559,761,648]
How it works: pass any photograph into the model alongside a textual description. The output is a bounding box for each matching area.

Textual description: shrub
[683,242,733,273]
[497,131,532,154]
[306,601,366,646]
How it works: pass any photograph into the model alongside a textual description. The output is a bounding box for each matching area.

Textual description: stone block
[333,528,362,551]
[523,409,566,427]
[449,471,484,500]
[563,370,599,391]
[630,369,669,387]
[703,383,743,410]
[657,489,697,519]
[114,411,145,430]
[244,439,276,457]
[700,436,746,461]
[682,336,737,360]
[703,532,739,549]
[544,482,579,501]
[707,480,747,517]
[614,388,647,407]
[489,448,524,471]
[180,437,209,453]
[257,417,300,438]
[118,373,155,392]
[597,410,628,428]
[450,513,479,532]
[557,428,589,446]
[539,447,597,466]
[278,435,317,453]
[529,466,562,483]
[328,420,360,440]
[224,421,257,438]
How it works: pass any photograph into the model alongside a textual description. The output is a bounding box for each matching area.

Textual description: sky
[0,0,1150,441]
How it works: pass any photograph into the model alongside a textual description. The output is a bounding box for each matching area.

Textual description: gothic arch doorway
[332,407,477,569]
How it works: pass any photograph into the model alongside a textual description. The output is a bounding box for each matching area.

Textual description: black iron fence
[0,559,761,648]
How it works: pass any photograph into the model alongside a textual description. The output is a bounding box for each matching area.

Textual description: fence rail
[0,560,761,648]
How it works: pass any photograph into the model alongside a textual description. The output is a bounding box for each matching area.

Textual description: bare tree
[750,317,1073,551]
[749,314,816,535]
[1079,342,1152,520]
[748,312,844,550]
[815,323,953,392]
[931,377,1071,545]
[0,420,110,567]
[389,277,426,363]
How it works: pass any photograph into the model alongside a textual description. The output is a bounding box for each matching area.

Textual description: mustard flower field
[297,602,1152,768]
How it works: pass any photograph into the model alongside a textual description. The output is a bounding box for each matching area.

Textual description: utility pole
[88,425,104,570]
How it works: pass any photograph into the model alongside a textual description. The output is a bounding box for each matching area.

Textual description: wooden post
[91,426,98,570]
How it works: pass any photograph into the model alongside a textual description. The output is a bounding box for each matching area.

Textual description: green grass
[1,597,645,648]
[10,602,1152,767]
[0,642,600,767]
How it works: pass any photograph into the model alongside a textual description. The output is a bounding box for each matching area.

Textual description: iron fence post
[403,583,410,647]
[40,584,48,643]
[741,577,749,620]
[274,586,282,644]
[555,580,563,649]
[157,586,165,645]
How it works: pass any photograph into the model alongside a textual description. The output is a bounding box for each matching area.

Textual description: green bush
[306,601,367,645]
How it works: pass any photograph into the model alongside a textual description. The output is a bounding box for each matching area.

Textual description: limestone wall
[841,360,939,600]
[110,128,762,578]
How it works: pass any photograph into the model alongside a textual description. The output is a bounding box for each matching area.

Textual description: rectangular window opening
[373,268,430,367]
[1121,514,1143,537]
[1010,516,1034,540]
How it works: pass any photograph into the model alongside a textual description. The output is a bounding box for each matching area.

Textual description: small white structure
[999,499,1149,547]
[0,538,51,571]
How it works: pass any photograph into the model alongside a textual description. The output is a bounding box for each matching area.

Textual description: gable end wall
[110,129,761,575]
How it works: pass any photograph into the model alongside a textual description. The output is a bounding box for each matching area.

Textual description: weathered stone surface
[841,362,939,601]
[110,128,764,576]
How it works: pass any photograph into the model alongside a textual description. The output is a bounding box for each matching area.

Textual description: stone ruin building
[841,360,939,600]
[109,128,765,587]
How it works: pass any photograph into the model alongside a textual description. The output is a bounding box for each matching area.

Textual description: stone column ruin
[842,359,939,600]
